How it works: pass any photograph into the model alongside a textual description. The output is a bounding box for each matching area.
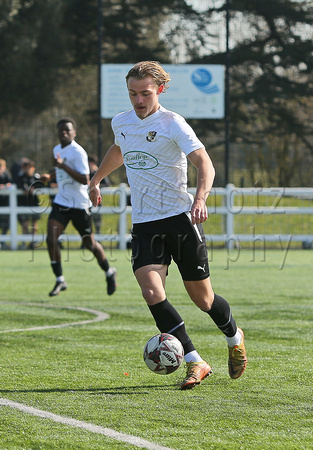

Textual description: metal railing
[0,184,312,250]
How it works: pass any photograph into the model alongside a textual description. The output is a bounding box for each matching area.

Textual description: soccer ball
[143,333,184,375]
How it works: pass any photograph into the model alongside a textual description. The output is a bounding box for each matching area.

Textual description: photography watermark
[1,184,312,258]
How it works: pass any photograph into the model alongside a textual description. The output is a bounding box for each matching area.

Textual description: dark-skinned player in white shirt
[42,118,116,297]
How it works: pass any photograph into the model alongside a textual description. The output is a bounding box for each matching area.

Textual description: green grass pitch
[0,248,312,449]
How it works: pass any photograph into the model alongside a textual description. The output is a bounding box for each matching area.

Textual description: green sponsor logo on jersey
[124,151,159,170]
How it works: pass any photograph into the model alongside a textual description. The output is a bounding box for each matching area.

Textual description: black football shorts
[49,202,93,237]
[131,212,210,281]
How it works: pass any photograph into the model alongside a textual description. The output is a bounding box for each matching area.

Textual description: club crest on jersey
[146,131,157,142]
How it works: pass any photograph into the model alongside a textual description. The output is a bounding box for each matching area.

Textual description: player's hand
[40,173,50,183]
[89,184,101,207]
[54,153,64,168]
[191,199,208,224]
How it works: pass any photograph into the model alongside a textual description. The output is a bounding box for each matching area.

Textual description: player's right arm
[89,144,123,207]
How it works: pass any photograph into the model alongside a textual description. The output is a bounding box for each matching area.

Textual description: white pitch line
[0,398,175,450]
[0,302,109,333]
[0,303,176,449]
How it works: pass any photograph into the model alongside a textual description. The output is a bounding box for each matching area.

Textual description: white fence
[0,184,312,250]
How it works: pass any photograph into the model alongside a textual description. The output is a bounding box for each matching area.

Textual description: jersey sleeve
[52,144,60,158]
[76,149,90,175]
[111,116,121,147]
[170,116,204,156]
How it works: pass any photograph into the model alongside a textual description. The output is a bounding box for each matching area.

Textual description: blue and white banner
[101,64,224,119]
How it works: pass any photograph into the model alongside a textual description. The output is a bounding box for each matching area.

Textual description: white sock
[184,350,203,363]
[226,329,242,347]
[106,267,114,277]
[56,276,65,283]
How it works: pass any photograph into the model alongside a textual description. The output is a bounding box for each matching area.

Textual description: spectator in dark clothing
[15,160,41,249]
[0,158,12,247]
[10,157,30,184]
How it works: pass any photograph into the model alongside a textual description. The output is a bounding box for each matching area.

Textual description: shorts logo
[146,131,157,142]
[197,264,206,272]
[124,151,159,170]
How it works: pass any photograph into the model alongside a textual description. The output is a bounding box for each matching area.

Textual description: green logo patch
[124,151,159,170]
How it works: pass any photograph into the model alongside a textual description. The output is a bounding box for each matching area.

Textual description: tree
[1,0,312,186]
[0,0,67,118]
[0,0,169,164]
[62,0,199,65]
[163,0,313,186]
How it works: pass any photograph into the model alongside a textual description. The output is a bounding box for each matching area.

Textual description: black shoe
[106,268,116,295]
[49,281,67,297]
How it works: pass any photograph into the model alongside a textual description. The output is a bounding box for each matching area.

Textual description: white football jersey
[53,140,91,209]
[112,105,204,223]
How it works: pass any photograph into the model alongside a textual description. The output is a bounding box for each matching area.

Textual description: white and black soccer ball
[143,333,184,375]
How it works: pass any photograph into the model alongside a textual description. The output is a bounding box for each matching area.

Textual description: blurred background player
[41,117,116,297]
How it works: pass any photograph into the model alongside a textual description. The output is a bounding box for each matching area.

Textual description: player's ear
[157,85,164,95]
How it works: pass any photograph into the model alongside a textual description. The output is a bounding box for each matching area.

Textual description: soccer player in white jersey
[42,118,116,297]
[89,62,247,389]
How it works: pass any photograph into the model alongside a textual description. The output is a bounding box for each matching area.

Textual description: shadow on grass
[0,384,181,395]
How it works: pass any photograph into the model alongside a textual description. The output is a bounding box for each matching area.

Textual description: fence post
[118,184,127,250]
[226,183,235,249]
[9,185,18,250]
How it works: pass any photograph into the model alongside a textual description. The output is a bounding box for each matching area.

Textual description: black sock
[148,299,196,354]
[207,294,237,337]
[99,259,110,272]
[51,261,62,278]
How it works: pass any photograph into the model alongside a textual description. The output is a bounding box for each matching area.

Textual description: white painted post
[9,185,18,250]
[118,184,127,250]
[226,183,235,249]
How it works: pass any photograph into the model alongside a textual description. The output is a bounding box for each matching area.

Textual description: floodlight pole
[97,0,103,164]
[225,0,230,186]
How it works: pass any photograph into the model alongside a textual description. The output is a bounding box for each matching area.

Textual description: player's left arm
[54,153,89,185]
[188,147,215,224]
[89,144,124,207]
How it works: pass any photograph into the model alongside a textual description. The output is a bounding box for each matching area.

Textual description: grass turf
[0,248,312,449]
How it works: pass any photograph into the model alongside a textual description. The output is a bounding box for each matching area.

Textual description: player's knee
[141,286,164,305]
[46,233,55,248]
[82,235,94,251]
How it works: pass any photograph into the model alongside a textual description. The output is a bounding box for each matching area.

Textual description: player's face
[127,76,160,119]
[58,122,76,148]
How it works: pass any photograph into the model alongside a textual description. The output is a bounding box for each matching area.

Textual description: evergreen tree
[1,0,312,185]
[173,0,313,185]
[0,0,66,117]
